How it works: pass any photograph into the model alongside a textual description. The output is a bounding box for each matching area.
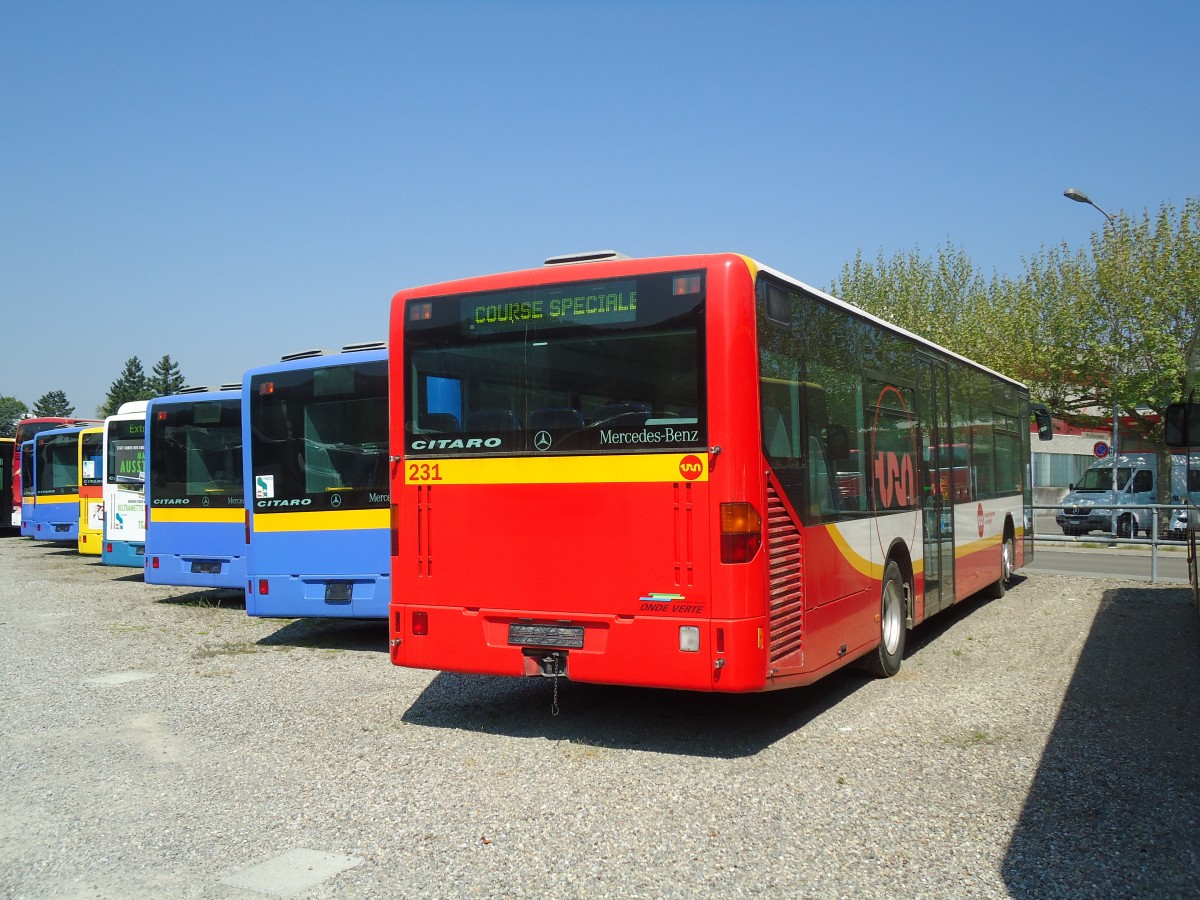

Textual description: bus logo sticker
[679,455,703,480]
[255,475,274,499]
[534,431,552,451]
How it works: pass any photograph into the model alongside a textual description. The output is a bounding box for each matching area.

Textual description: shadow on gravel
[111,571,146,582]
[401,663,874,759]
[395,581,1025,758]
[158,589,246,610]
[1002,585,1200,897]
[258,617,388,653]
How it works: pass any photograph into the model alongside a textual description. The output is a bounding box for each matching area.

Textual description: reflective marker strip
[252,509,388,532]
[402,453,709,485]
[149,507,244,524]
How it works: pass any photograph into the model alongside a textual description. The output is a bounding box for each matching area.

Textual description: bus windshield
[36,433,79,496]
[150,400,243,504]
[108,419,146,485]
[80,432,103,487]
[21,444,34,498]
[1075,466,1132,492]
[248,359,389,511]
[403,271,707,457]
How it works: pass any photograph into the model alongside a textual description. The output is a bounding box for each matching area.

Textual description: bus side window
[808,434,838,518]
[763,407,793,458]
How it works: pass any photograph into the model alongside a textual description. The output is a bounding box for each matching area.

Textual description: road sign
[1093,441,1110,459]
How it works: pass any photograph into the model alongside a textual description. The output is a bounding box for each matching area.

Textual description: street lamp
[1064,187,1116,224]
[1064,187,1122,537]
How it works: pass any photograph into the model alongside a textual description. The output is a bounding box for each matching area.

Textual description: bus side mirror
[1031,403,1053,442]
[824,424,850,461]
[1164,401,1200,449]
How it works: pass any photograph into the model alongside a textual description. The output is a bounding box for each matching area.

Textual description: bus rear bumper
[246,575,389,619]
[144,554,245,590]
[390,604,769,693]
[102,541,145,567]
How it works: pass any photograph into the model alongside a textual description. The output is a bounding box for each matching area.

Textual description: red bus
[10,417,99,528]
[388,252,1051,692]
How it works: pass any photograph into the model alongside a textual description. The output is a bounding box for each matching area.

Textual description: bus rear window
[248,359,389,512]
[404,272,706,457]
[149,400,243,506]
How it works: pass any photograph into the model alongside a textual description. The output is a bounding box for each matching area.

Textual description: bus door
[919,355,955,615]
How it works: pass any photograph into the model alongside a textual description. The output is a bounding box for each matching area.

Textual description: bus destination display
[464,279,637,335]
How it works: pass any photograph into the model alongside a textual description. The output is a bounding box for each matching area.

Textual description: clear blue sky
[3,0,1196,417]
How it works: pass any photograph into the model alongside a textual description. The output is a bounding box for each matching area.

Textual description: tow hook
[539,652,566,715]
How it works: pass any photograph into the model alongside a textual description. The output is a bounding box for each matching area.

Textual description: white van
[1056,453,1200,538]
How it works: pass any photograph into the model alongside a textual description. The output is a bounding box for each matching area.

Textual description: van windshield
[1075,466,1132,492]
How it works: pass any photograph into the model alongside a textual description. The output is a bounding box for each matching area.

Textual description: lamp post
[1064,187,1122,537]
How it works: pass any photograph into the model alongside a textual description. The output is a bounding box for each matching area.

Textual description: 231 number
[407,463,442,482]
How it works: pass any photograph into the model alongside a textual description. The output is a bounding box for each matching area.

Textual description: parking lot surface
[1,537,1198,898]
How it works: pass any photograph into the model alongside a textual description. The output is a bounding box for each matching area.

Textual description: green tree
[100,356,152,417]
[147,355,186,397]
[32,391,74,417]
[1076,198,1200,526]
[0,396,28,437]
[827,241,992,363]
[989,244,1104,419]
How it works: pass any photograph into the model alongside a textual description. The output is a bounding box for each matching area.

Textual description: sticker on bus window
[255,475,275,499]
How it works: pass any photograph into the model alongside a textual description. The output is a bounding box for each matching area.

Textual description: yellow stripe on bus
[824,525,884,580]
[253,509,388,532]
[403,453,709,486]
[40,494,81,505]
[150,507,244,524]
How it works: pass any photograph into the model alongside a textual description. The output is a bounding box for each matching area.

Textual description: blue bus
[19,439,35,537]
[243,343,390,617]
[31,424,89,542]
[144,385,245,589]
[102,400,149,566]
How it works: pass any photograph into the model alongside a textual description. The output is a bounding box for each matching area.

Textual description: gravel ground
[1,536,1198,899]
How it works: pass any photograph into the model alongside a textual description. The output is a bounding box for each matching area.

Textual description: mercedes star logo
[330,494,343,508]
[534,431,552,451]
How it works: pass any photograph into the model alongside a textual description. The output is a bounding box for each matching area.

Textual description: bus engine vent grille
[766,484,803,664]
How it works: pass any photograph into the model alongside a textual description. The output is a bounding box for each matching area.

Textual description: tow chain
[544,653,564,716]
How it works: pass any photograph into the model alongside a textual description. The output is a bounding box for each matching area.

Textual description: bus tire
[866,560,906,678]
[986,532,1015,599]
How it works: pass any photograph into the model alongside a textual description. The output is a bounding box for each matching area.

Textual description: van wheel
[866,561,906,678]
[1117,515,1133,538]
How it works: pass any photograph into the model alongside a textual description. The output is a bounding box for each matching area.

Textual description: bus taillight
[412,611,429,636]
[720,502,762,563]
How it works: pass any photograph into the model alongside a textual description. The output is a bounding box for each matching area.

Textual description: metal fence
[1032,502,1195,584]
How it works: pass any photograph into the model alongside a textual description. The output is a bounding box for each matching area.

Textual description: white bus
[102,400,149,566]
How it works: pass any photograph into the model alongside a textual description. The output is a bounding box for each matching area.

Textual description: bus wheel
[866,560,906,678]
[987,532,1015,599]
